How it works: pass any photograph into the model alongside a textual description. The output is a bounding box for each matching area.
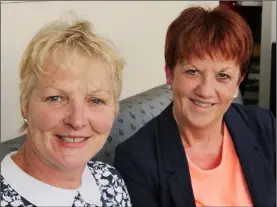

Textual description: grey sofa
[0,84,244,164]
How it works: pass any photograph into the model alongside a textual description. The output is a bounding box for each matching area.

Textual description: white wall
[271,0,276,43]
[1,1,219,142]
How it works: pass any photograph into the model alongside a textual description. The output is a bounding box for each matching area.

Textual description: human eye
[90,97,105,105]
[217,73,230,80]
[45,96,63,102]
[185,69,198,76]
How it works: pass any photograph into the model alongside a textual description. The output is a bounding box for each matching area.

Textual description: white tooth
[62,137,74,142]
[61,137,85,143]
[74,138,85,143]
[193,101,212,108]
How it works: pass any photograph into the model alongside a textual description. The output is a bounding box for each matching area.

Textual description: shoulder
[1,175,34,207]
[231,103,274,118]
[229,103,275,152]
[113,114,162,188]
[114,114,159,172]
[114,104,175,168]
[87,160,124,181]
[87,160,131,206]
[230,103,275,131]
[87,160,129,193]
[116,114,159,154]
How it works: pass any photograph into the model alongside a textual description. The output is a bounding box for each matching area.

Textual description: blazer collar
[158,102,196,207]
[158,103,275,207]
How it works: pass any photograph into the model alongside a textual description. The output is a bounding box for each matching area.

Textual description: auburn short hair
[164,5,253,77]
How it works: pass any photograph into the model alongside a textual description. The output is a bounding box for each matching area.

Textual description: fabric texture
[1,152,131,207]
[114,102,276,207]
[188,123,253,206]
[93,85,173,164]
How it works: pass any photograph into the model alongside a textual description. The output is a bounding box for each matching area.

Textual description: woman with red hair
[114,5,276,207]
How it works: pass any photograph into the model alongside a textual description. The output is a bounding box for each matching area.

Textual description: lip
[55,135,90,148]
[56,135,90,139]
[189,99,216,110]
[189,98,215,105]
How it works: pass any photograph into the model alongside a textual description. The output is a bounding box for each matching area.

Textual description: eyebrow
[41,86,112,95]
[219,67,232,72]
[182,63,200,70]
[87,89,112,95]
[183,64,233,72]
[40,86,66,93]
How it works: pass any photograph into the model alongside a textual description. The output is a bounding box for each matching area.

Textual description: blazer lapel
[224,106,276,207]
[158,103,196,207]
[157,103,275,207]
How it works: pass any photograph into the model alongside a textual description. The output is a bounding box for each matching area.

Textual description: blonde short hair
[19,15,125,132]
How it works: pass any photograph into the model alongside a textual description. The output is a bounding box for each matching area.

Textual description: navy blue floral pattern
[1,161,131,207]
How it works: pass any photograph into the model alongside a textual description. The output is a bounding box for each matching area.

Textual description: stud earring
[167,84,172,90]
[24,118,28,124]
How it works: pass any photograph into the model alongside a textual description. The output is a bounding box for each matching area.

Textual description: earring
[167,84,172,90]
[24,118,28,124]
[233,94,237,98]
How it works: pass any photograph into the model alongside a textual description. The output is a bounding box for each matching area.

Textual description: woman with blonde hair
[114,5,276,207]
[1,16,131,206]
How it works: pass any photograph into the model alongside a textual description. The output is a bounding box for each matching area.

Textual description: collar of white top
[1,152,102,206]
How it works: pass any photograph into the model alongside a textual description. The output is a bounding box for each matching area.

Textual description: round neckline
[186,123,229,177]
[1,151,102,206]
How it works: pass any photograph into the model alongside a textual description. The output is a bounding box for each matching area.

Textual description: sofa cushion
[93,85,172,164]
[0,135,25,162]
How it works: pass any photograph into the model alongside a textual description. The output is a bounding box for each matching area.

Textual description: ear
[20,96,29,119]
[234,74,245,97]
[238,74,245,85]
[164,64,173,85]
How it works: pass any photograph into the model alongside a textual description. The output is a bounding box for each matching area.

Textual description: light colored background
[258,1,276,109]
[271,1,276,43]
[1,1,219,142]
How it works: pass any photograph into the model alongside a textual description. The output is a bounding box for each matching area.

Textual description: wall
[259,1,275,109]
[1,1,219,142]
[271,0,276,43]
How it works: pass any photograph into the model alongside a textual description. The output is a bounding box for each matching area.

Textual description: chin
[191,120,214,129]
[50,147,91,169]
[185,113,216,128]
[58,154,89,170]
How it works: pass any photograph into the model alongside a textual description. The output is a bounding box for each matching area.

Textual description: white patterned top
[1,152,131,207]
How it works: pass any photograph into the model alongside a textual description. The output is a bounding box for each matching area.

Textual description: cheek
[29,105,63,131]
[88,107,114,134]
[173,76,196,96]
[216,83,238,103]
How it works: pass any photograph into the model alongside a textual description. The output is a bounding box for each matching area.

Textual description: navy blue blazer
[114,103,276,207]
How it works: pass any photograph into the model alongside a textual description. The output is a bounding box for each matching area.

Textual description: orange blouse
[187,123,253,207]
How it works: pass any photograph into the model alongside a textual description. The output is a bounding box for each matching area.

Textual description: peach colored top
[187,124,253,207]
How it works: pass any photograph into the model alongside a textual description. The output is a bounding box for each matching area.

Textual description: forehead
[182,56,240,71]
[38,51,113,90]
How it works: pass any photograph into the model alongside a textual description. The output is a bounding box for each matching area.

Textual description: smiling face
[166,56,242,129]
[21,51,115,171]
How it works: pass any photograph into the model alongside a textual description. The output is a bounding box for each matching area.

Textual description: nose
[194,76,215,99]
[64,102,87,130]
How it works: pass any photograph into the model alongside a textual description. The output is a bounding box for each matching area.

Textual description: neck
[173,106,224,148]
[12,139,84,189]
